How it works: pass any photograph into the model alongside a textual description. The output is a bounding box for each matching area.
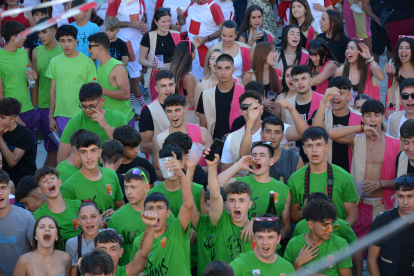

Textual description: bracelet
[245,131,252,134]
[207,35,211,42]
[360,124,364,133]
[371,62,378,67]
[379,180,382,190]
[366,57,374,64]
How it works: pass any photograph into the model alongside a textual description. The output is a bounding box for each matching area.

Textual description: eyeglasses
[88,44,101,49]
[396,176,414,184]
[401,93,414,100]
[79,98,102,111]
[156,7,171,12]
[312,220,340,232]
[252,141,273,147]
[253,217,279,222]
[240,103,261,111]
[399,35,414,40]
[309,40,323,45]
[126,168,149,184]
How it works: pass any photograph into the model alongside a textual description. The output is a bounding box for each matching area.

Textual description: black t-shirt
[295,101,312,163]
[23,32,41,58]
[389,0,414,22]
[115,172,128,203]
[139,103,165,133]
[2,124,36,185]
[398,222,414,275]
[230,110,274,132]
[189,165,208,190]
[140,32,176,63]
[332,113,351,172]
[395,151,414,175]
[116,156,158,184]
[109,38,129,61]
[197,84,235,140]
[316,33,350,63]
[371,0,389,17]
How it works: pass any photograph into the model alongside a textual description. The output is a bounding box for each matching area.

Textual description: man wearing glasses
[387,78,414,138]
[230,214,295,276]
[396,119,414,176]
[57,82,127,163]
[46,25,97,136]
[284,196,353,275]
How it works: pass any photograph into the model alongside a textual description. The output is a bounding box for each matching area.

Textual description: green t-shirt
[60,108,127,147]
[288,165,358,219]
[0,48,33,113]
[195,214,215,276]
[115,265,127,276]
[33,198,82,251]
[56,159,79,186]
[107,203,176,266]
[97,58,134,122]
[45,52,97,118]
[230,251,295,276]
[284,234,352,276]
[61,167,124,213]
[236,175,290,218]
[130,218,191,276]
[213,210,254,263]
[293,218,358,244]
[35,44,64,109]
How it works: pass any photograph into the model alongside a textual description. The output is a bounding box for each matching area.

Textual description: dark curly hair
[302,198,337,223]
[0,97,22,116]
[360,99,384,116]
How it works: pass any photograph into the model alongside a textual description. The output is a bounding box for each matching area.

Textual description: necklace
[285,50,296,63]
[44,45,59,62]
[37,252,53,267]
[285,50,296,56]
[158,34,168,47]
[84,238,94,246]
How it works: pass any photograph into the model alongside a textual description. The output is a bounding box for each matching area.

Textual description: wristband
[367,57,374,64]
[360,124,364,133]
[207,35,211,42]
[379,180,383,190]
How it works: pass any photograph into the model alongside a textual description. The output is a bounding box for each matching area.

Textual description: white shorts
[127,58,142,78]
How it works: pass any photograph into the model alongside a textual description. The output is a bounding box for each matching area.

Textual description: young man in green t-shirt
[288,127,359,226]
[45,24,97,135]
[56,129,86,185]
[0,21,40,151]
[284,197,353,275]
[62,131,125,221]
[203,261,234,276]
[33,166,82,251]
[219,142,291,241]
[230,214,295,276]
[31,17,63,168]
[58,82,127,163]
[129,150,194,276]
[14,176,46,213]
[87,32,134,127]
[207,149,255,263]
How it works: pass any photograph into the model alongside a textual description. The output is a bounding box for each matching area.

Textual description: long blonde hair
[202,49,225,80]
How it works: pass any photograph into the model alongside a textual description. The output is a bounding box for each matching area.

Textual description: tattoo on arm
[139,232,148,250]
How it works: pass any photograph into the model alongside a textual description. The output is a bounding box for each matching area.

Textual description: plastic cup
[156,55,164,69]
[188,142,205,163]
[159,157,174,178]
[355,180,370,198]
[267,90,277,101]
[9,194,15,205]
[48,130,61,146]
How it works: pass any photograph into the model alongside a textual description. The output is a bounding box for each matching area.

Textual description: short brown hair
[225,181,252,197]
[34,166,59,186]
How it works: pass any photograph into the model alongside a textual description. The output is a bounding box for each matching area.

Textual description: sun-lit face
[125,179,149,204]
[105,28,119,41]
[227,193,252,226]
[37,173,62,200]
[79,205,101,238]
[361,112,385,132]
[285,67,294,91]
[266,48,277,66]
[155,78,175,102]
[345,41,359,64]
[216,61,235,83]
[165,105,186,129]
[401,136,414,161]
[319,12,330,33]
[240,97,262,122]
[221,26,237,47]
[144,201,171,232]
[397,188,414,215]
[96,241,123,269]
[209,52,222,73]
[254,230,281,260]
[292,72,312,94]
[0,183,10,211]
[59,35,77,56]
[400,87,414,114]
[354,99,366,112]
[35,217,58,248]
[38,28,56,46]
[77,145,101,170]
[330,89,351,111]
[251,145,274,176]
[309,218,334,241]
[398,41,411,63]
[249,10,263,29]
[292,1,306,19]
[287,27,300,48]
[262,123,284,149]
[303,138,328,166]
[155,15,171,33]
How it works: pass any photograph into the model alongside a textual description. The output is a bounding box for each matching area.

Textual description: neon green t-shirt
[284,234,352,276]
[288,165,358,219]
[230,251,295,276]
[195,214,215,276]
[45,52,96,118]
[33,198,82,251]
[213,210,254,263]
[107,203,176,266]
[62,168,124,213]
[0,48,33,113]
[236,175,290,218]
[56,159,79,186]
[293,218,358,244]
[115,265,127,276]
[60,108,127,147]
[130,218,191,276]
[35,44,64,109]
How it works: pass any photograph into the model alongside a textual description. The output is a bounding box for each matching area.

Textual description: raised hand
[357,42,372,60]
[90,108,108,129]
[186,148,203,169]
[322,87,341,104]
[203,148,220,166]
[247,102,262,123]
[237,155,255,173]
[141,210,159,226]
[276,98,293,111]
[363,125,382,141]
[240,220,253,242]
[164,151,185,177]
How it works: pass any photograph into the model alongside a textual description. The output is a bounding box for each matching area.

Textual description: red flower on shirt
[73,218,80,230]
[106,184,113,196]
[161,237,167,249]
[252,241,257,250]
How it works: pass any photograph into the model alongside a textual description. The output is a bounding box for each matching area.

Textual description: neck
[332,106,350,117]
[80,166,101,181]
[45,40,59,50]
[401,62,414,69]
[288,89,297,96]
[326,30,332,39]
[404,111,414,120]
[296,90,313,104]
[76,20,87,27]
[232,217,250,228]
[65,50,79,59]
[67,153,82,169]
[273,145,282,162]
[309,160,328,174]
[170,121,187,133]
[157,28,168,36]
[306,231,325,247]
[297,16,305,26]
[255,250,277,264]
[109,36,117,42]
[210,73,219,83]
[83,229,99,240]
[98,53,112,65]
[35,245,55,258]
[103,163,119,172]
[218,81,234,92]
[158,97,165,105]
[286,44,297,54]
[163,179,181,192]
[0,203,11,219]
[8,3,18,8]
[253,171,272,183]
[263,63,270,72]
[46,195,66,213]
[130,199,145,212]
[3,42,18,53]
[349,62,358,69]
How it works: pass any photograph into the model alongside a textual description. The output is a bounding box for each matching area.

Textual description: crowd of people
[1,0,414,275]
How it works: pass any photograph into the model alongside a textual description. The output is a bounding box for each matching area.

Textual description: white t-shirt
[233,47,243,77]
[386,111,407,138]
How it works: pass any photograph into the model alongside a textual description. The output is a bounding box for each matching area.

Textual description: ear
[115,29,120,34]
[248,200,253,209]
[269,157,275,166]
[76,149,80,157]
[144,183,150,193]
[99,156,104,164]
[99,148,103,157]
[307,220,314,230]
[117,158,123,167]
[100,97,105,106]
[119,247,124,257]
[167,208,171,218]
[184,106,188,114]
[58,179,62,187]
[232,67,236,74]
[310,77,313,86]
[381,114,385,123]
[10,116,17,125]
[154,85,159,93]
[325,142,329,152]
[33,190,42,198]
[347,91,352,102]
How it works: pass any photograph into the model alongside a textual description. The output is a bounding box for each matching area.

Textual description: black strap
[304,162,334,202]
[281,55,288,72]
[77,235,82,259]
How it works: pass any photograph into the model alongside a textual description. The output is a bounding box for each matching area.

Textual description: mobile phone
[102,215,110,223]
[205,139,224,161]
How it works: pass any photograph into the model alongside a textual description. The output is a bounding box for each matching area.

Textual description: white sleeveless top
[233,47,243,77]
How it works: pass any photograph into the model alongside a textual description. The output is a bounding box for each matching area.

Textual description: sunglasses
[401,93,414,100]
[240,103,261,111]
[399,35,414,40]
[252,141,273,147]
[88,44,100,49]
[156,7,171,12]
[126,168,149,184]
[396,176,414,184]
[253,217,279,222]
[312,220,340,232]
[79,98,102,111]
[309,40,323,45]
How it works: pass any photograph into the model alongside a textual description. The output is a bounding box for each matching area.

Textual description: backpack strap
[304,162,334,202]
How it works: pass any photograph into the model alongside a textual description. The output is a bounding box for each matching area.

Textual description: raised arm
[311,62,339,86]
[205,149,223,226]
[277,98,308,141]
[357,43,385,81]
[239,102,262,157]
[327,125,359,146]
[311,87,339,127]
[217,156,255,188]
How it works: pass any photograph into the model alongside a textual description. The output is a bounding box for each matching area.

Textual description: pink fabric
[315,60,332,95]
[307,92,324,127]
[382,135,400,210]
[347,111,361,171]
[343,0,371,39]
[299,52,309,65]
[187,123,207,167]
[363,64,380,101]
[229,84,245,128]
[240,47,251,76]
[305,26,315,49]
[385,78,405,113]
[275,68,282,89]
[352,199,381,238]
[266,33,274,44]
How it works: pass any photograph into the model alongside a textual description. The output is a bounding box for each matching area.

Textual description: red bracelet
[360,124,364,133]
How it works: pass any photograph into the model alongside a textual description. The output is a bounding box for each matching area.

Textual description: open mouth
[369,124,377,128]
[0,196,4,202]
[155,218,160,227]
[171,118,179,124]
[48,185,56,193]
[43,233,52,242]
[406,103,414,109]
[86,225,95,231]
[311,154,319,159]
[262,246,270,254]
[233,210,241,219]
[298,86,305,90]
[400,54,408,61]
[254,164,262,170]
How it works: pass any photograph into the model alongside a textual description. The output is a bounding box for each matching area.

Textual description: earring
[249,22,251,25]
[35,237,37,240]
[56,238,58,241]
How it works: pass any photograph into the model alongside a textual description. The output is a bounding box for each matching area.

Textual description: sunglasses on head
[399,35,414,40]
[126,168,149,184]
[312,220,340,232]
[253,217,279,222]
[240,103,260,111]
[252,141,273,147]
[396,176,414,184]
[309,40,323,45]
[156,7,171,12]
[401,93,414,100]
